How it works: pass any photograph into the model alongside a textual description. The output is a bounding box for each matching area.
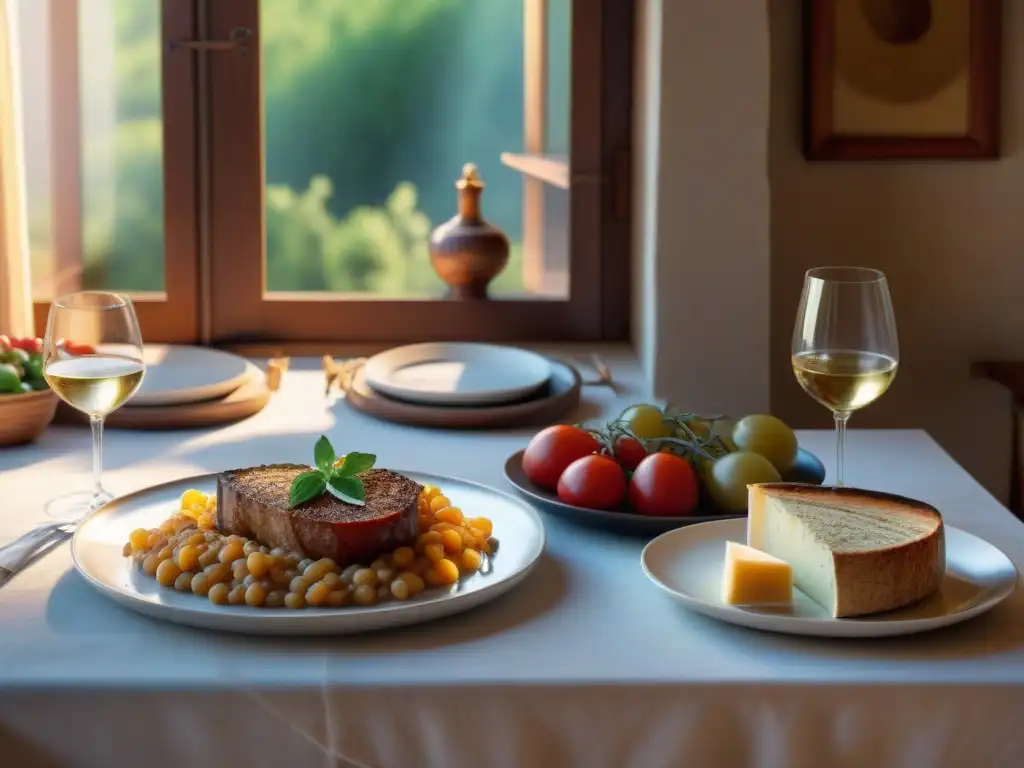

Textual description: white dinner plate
[128,345,252,406]
[641,518,1017,638]
[363,343,552,406]
[71,471,546,636]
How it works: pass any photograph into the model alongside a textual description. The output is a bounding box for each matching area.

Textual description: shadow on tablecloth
[667,583,1024,663]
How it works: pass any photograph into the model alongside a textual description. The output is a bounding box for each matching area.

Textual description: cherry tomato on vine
[613,436,647,471]
[10,336,42,354]
[522,425,601,491]
[628,452,699,517]
[64,341,97,356]
[557,454,626,510]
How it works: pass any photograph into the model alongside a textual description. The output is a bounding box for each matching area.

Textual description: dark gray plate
[503,448,826,537]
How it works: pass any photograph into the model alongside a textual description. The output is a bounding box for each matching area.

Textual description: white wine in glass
[43,291,145,514]
[792,268,898,487]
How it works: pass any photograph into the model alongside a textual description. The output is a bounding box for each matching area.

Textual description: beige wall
[769,0,1024,502]
[633,0,772,418]
[636,0,1022,503]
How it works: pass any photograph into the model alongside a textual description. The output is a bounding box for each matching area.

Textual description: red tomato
[557,454,626,510]
[0,335,10,353]
[522,425,600,491]
[10,336,42,354]
[613,436,647,471]
[628,453,699,517]
[64,341,97,355]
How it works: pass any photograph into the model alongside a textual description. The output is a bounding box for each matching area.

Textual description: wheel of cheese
[747,484,944,618]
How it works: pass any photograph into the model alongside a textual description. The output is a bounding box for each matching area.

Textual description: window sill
[500,152,570,189]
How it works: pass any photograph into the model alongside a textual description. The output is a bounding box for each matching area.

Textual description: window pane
[18,0,164,299]
[545,0,571,158]
[15,0,54,298]
[262,0,559,298]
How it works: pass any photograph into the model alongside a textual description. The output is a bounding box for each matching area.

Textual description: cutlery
[0,520,77,587]
[323,356,366,398]
[583,354,621,392]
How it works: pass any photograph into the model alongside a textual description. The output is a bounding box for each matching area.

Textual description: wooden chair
[972,361,1024,514]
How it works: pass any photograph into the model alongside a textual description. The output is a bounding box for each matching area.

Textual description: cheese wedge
[722,541,793,605]
[748,483,945,618]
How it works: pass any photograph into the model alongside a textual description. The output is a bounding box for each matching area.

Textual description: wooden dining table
[2,348,1023,768]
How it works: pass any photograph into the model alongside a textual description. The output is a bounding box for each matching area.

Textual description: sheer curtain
[0,0,32,336]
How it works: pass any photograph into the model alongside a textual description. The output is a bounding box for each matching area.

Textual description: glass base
[43,490,114,521]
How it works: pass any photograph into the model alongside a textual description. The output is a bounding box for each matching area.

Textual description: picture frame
[803,0,1001,160]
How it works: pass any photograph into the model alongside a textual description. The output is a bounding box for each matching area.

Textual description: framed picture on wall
[803,0,1001,160]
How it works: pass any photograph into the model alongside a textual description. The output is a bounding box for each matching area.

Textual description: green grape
[704,451,781,512]
[712,417,738,452]
[620,404,674,439]
[731,414,798,473]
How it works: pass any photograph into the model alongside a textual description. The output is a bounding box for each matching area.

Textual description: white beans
[208,583,230,605]
[391,578,410,601]
[245,582,267,606]
[174,571,193,591]
[352,568,377,588]
[353,584,377,606]
[306,582,331,607]
[128,485,498,612]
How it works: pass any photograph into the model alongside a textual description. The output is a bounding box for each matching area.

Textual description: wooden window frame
[204,0,633,345]
[32,0,200,343]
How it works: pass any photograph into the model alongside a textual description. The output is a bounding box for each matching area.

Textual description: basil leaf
[325,474,365,506]
[333,451,376,477]
[313,435,336,475]
[289,471,326,508]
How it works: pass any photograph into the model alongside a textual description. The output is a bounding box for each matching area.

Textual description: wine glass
[42,291,145,516]
[791,267,898,487]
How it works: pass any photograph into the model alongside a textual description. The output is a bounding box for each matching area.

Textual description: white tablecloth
[1,349,1023,768]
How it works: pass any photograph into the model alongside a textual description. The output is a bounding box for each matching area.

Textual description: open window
[22,0,633,344]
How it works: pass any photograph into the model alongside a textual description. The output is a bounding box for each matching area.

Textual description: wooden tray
[56,372,270,430]
[343,358,582,429]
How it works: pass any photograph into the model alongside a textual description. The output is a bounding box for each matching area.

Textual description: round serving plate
[130,345,252,406]
[503,447,827,537]
[363,342,552,406]
[71,471,546,636]
[346,359,581,430]
[59,363,269,430]
[641,518,1017,638]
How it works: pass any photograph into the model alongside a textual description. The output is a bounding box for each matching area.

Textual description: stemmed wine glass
[43,291,145,516]
[791,267,898,487]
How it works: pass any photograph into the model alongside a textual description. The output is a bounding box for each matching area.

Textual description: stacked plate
[348,343,581,429]
[133,345,256,407]
[61,345,270,430]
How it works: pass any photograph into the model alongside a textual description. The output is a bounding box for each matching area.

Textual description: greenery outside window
[22,0,633,344]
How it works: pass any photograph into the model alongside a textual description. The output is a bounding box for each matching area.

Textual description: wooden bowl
[0,389,58,446]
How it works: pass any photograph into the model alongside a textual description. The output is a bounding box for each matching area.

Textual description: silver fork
[0,519,78,587]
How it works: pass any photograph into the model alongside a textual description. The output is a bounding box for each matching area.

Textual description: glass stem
[833,411,850,487]
[90,414,105,498]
